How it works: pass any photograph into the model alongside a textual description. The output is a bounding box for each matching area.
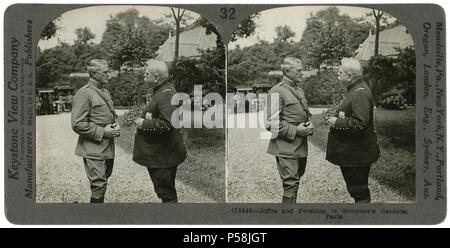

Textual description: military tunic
[71,79,117,199]
[72,79,116,159]
[326,79,380,167]
[266,77,312,200]
[133,81,187,168]
[266,78,312,158]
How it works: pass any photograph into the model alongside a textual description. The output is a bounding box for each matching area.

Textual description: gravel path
[36,113,217,203]
[227,111,413,203]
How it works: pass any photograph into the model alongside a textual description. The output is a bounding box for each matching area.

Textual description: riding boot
[354,196,371,204]
[282,196,296,203]
[90,197,104,203]
[162,197,178,203]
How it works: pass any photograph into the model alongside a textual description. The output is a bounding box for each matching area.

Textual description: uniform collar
[89,78,103,89]
[153,77,171,92]
[282,77,298,88]
[346,77,362,92]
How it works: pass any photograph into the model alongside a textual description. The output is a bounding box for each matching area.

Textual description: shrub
[119,105,144,127]
[379,93,406,110]
[303,70,345,105]
[107,71,149,106]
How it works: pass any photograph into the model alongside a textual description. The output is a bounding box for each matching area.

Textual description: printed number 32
[220,8,235,20]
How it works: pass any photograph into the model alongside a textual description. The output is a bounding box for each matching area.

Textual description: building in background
[354,25,414,60]
[156,26,217,63]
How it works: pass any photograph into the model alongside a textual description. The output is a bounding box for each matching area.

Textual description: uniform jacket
[133,81,187,168]
[266,77,312,158]
[326,79,380,167]
[71,79,117,159]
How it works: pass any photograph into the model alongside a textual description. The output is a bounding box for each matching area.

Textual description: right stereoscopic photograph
[226,6,416,204]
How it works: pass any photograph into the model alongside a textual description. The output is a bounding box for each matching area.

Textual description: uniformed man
[326,58,380,203]
[265,57,314,203]
[71,59,120,203]
[133,59,186,203]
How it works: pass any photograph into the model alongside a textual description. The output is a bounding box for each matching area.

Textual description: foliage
[274,25,295,43]
[394,47,416,104]
[172,48,225,96]
[36,43,80,88]
[74,27,95,44]
[36,40,102,89]
[119,105,144,127]
[106,70,150,106]
[305,24,352,69]
[100,8,171,70]
[230,13,260,42]
[40,17,60,40]
[110,28,156,69]
[299,7,368,69]
[68,76,90,91]
[379,93,406,110]
[303,70,345,105]
[362,54,397,102]
[362,46,415,104]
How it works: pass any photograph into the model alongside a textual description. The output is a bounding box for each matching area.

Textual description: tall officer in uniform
[326,58,380,203]
[265,57,314,203]
[71,59,120,203]
[133,59,186,203]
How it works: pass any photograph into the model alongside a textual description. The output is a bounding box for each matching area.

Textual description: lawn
[309,107,416,200]
[115,114,226,202]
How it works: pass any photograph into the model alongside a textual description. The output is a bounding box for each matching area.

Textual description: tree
[170,7,186,63]
[40,16,60,40]
[36,43,79,88]
[299,7,372,69]
[372,9,384,56]
[274,25,295,43]
[100,8,171,70]
[74,27,95,44]
[306,24,352,69]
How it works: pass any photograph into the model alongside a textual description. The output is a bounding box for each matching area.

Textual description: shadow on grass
[115,115,225,202]
[309,107,416,201]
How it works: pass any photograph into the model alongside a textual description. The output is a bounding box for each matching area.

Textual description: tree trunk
[171,8,185,64]
[175,19,180,63]
[373,9,383,56]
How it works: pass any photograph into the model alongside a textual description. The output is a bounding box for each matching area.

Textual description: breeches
[83,158,114,199]
[276,157,307,198]
[340,165,371,201]
[147,167,178,203]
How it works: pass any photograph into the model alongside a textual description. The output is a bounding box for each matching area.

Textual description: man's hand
[297,122,314,137]
[111,123,121,137]
[134,118,145,129]
[104,124,119,138]
[327,117,337,126]
[304,121,314,136]
[145,112,152,120]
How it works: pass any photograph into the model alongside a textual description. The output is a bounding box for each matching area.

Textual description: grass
[115,114,226,202]
[308,107,416,200]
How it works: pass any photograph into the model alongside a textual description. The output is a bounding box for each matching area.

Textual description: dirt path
[36,113,217,203]
[226,111,413,203]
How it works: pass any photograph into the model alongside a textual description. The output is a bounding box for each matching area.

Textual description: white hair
[340,58,362,78]
[145,59,169,80]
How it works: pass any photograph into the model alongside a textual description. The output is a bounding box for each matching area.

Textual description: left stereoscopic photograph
[36,5,226,203]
